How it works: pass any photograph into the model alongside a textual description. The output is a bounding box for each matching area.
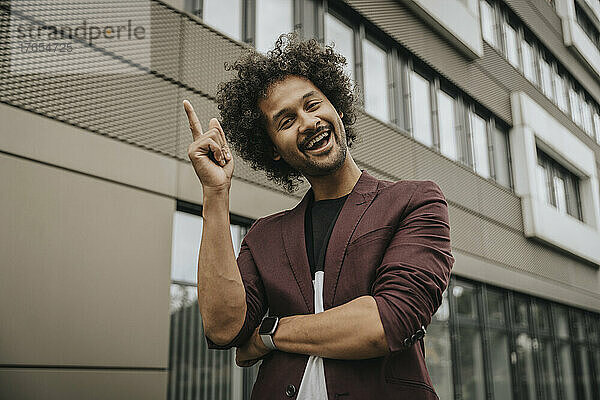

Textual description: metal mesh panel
[180,16,245,97]
[352,112,417,180]
[150,1,184,80]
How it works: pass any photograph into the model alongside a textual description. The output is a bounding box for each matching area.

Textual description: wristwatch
[259,316,279,350]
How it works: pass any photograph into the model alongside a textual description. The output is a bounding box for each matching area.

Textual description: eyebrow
[271,90,319,125]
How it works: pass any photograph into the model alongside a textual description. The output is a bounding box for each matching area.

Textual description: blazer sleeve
[205,234,268,350]
[372,180,454,353]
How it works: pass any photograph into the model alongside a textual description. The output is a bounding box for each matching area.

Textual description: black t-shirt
[304,192,349,280]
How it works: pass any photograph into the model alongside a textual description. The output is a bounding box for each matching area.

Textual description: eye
[307,102,320,110]
[280,117,294,129]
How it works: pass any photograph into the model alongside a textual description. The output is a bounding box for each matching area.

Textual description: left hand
[235,328,272,367]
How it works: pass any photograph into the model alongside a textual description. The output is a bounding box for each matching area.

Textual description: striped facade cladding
[0,1,598,308]
[343,0,600,160]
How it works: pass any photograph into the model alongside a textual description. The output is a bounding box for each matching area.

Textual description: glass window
[202,0,242,41]
[594,348,600,394]
[578,346,594,400]
[515,333,537,400]
[537,149,583,220]
[536,163,550,203]
[553,176,567,214]
[325,13,355,80]
[569,87,582,126]
[554,306,570,340]
[486,290,505,323]
[453,282,478,319]
[410,71,433,147]
[425,291,453,399]
[521,38,537,84]
[564,174,582,220]
[169,210,253,400]
[513,296,529,328]
[531,301,550,333]
[302,0,318,39]
[493,126,511,188]
[480,0,497,47]
[255,0,293,53]
[581,99,594,136]
[437,90,459,161]
[489,330,513,399]
[503,21,520,68]
[559,342,577,400]
[586,314,598,344]
[553,72,568,113]
[458,325,486,399]
[594,111,600,142]
[540,58,554,101]
[538,339,558,400]
[362,39,390,122]
[470,111,490,178]
[171,211,204,283]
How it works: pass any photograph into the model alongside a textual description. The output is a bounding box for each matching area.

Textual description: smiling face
[259,75,348,177]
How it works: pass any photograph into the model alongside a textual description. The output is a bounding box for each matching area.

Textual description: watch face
[259,317,278,335]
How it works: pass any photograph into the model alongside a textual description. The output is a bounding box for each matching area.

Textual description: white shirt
[296,270,328,399]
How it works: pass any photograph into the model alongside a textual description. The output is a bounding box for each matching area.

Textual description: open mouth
[304,130,332,154]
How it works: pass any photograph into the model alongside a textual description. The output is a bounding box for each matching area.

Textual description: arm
[274,295,388,359]
[198,189,247,345]
[183,100,246,345]
[236,296,387,366]
[237,181,453,364]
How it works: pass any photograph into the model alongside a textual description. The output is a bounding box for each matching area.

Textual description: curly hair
[216,32,359,192]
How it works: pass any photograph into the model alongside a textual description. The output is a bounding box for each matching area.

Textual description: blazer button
[413,329,425,342]
[285,384,296,397]
[403,337,412,348]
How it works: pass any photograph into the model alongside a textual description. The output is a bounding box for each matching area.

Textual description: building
[1,0,599,399]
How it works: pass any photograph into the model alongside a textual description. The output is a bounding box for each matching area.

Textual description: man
[183,33,454,400]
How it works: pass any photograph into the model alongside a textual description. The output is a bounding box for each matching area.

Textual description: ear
[272,146,281,161]
[339,111,344,119]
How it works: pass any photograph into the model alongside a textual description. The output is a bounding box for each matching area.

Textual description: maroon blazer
[208,170,455,400]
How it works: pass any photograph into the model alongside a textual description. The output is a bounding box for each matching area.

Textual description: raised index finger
[183,100,203,140]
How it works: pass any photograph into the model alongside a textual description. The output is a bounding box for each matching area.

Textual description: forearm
[273,296,389,359]
[197,188,246,344]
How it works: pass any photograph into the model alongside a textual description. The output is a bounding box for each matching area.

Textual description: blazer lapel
[281,189,314,314]
[322,170,380,310]
[280,170,381,314]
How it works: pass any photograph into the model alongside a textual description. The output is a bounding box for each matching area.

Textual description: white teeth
[306,131,329,150]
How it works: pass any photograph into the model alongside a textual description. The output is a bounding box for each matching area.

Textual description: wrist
[202,184,231,200]
[259,316,279,351]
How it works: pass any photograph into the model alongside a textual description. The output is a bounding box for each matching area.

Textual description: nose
[297,110,321,135]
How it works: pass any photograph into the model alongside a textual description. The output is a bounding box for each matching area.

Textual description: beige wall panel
[0,368,167,400]
[176,161,300,220]
[0,104,178,198]
[0,154,173,367]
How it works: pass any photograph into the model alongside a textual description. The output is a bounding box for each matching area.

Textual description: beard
[294,128,348,177]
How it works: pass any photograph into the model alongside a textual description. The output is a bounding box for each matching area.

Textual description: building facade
[0,0,599,399]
